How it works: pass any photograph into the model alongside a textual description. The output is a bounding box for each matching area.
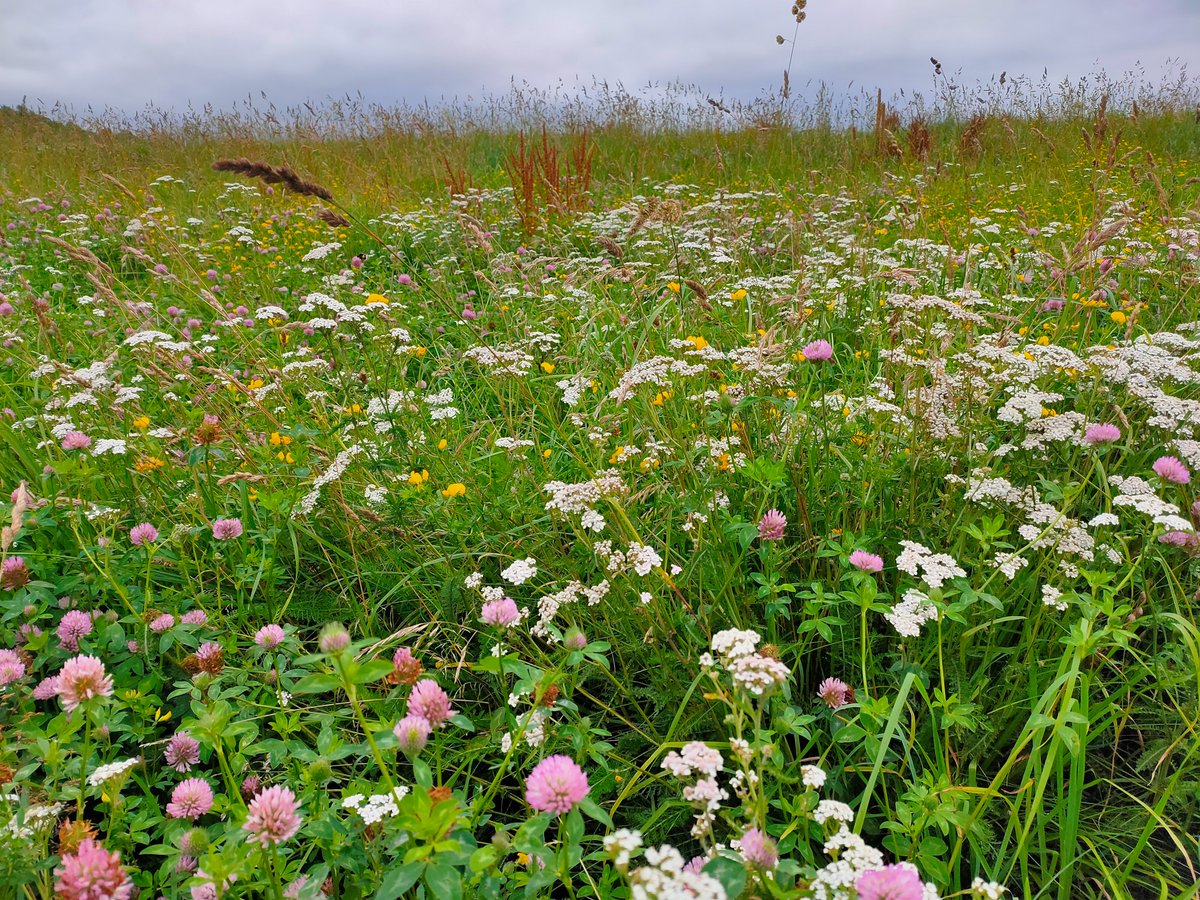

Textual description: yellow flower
[540,361,556,374]
[276,451,294,463]
[153,707,172,723]
[437,439,448,451]
[365,293,390,305]
[666,282,681,293]
[653,391,671,406]
[135,456,165,473]
[686,335,709,351]
[410,346,427,357]
[345,403,363,415]
[132,415,150,430]
[609,446,625,464]
[730,289,747,301]
[407,470,429,486]
[1110,310,1127,325]
[441,482,466,498]
[247,378,264,391]
[542,449,552,459]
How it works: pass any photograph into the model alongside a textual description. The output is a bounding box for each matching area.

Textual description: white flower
[501,558,537,586]
[813,799,855,825]
[801,765,827,790]
[711,629,759,661]
[1041,585,1068,611]
[728,654,790,695]
[87,757,140,786]
[603,828,643,869]
[885,588,938,638]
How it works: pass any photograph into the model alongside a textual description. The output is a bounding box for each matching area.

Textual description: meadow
[1,75,1200,899]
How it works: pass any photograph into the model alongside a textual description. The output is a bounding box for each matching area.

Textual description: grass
[0,77,1199,898]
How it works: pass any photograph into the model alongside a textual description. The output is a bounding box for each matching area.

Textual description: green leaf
[293,673,341,695]
[425,863,462,900]
[578,796,613,829]
[703,857,746,899]
[374,862,424,900]
[413,758,434,789]
[353,659,397,685]
[565,807,584,846]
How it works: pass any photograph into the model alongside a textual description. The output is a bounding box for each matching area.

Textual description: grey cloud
[0,0,1196,115]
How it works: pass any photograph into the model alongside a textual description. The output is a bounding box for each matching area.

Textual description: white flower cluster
[494,437,534,451]
[603,828,643,870]
[1041,585,1068,612]
[728,654,790,695]
[595,541,662,577]
[543,469,629,532]
[1110,475,1193,531]
[626,845,727,900]
[971,877,1009,898]
[341,786,410,825]
[2,801,63,840]
[710,628,760,662]
[501,557,537,586]
[556,374,589,407]
[293,444,363,518]
[465,344,533,376]
[425,387,459,420]
[813,800,855,825]
[608,356,708,404]
[885,588,939,638]
[87,756,140,787]
[895,541,966,589]
[532,580,610,638]
[661,742,723,779]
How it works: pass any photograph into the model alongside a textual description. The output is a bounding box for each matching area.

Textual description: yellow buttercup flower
[540,361,556,374]
[437,439,448,451]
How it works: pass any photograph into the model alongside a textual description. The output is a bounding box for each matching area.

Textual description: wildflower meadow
[1,73,1200,900]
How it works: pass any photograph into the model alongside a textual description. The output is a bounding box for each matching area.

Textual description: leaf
[578,796,613,828]
[565,807,584,846]
[374,862,424,900]
[703,857,746,899]
[424,863,462,900]
[413,758,434,789]
[292,673,341,695]
[353,659,398,684]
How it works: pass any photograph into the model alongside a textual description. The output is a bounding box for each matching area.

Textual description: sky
[1,0,1197,118]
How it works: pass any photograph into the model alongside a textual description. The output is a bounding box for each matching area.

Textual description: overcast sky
[1,0,1197,117]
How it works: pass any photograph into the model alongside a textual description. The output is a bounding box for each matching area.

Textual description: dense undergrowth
[1,82,1199,899]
